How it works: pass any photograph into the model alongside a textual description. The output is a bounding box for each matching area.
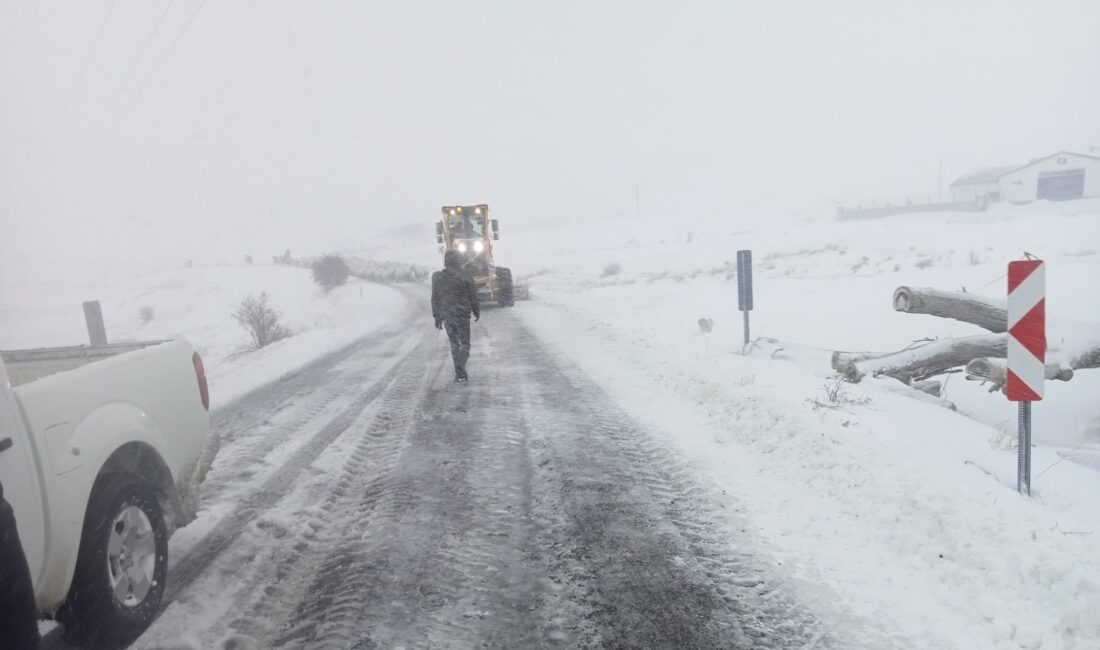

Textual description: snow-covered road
[46,295,830,649]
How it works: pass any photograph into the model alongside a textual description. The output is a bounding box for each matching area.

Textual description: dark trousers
[0,484,40,649]
[444,317,472,380]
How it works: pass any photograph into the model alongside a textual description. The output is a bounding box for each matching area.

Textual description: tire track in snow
[223,333,436,646]
[161,329,430,605]
[269,314,581,648]
[197,328,415,508]
[269,332,495,648]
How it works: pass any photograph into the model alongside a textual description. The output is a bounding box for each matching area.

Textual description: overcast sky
[2,0,1099,265]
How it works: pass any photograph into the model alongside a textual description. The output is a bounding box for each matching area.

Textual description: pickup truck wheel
[60,476,168,645]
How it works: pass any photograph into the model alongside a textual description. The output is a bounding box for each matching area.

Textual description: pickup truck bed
[2,340,167,387]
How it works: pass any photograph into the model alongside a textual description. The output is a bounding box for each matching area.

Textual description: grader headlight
[473,240,485,253]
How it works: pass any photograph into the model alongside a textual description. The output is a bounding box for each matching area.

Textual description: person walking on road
[432,251,480,382]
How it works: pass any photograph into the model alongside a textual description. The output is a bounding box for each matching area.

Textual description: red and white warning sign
[1007,260,1046,401]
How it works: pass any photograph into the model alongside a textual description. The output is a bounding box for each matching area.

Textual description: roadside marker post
[83,300,108,347]
[1006,259,1045,497]
[737,250,753,351]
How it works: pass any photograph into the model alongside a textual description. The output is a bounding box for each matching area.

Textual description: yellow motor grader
[436,204,526,306]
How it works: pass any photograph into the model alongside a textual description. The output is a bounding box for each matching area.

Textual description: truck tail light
[193,352,210,411]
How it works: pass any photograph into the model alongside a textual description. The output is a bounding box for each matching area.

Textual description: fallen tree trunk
[755,283,1100,398]
[893,286,1007,333]
[965,357,1074,391]
[1069,346,1100,371]
[839,334,1006,383]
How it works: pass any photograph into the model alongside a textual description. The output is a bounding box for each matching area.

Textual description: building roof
[950,151,1100,187]
[950,166,1017,187]
[999,150,1100,178]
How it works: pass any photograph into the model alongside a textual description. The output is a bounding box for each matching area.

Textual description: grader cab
[435,204,526,306]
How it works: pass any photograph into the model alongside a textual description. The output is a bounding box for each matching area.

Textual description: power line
[132,0,212,103]
[112,0,178,105]
[62,0,119,115]
[72,0,206,165]
[72,0,177,160]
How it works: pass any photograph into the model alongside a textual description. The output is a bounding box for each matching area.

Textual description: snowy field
[367,199,1100,650]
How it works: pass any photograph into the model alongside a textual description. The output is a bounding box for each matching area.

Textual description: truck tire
[496,267,515,307]
[59,475,168,645]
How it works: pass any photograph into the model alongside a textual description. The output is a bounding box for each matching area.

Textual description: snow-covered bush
[311,254,351,292]
[601,262,623,278]
[139,305,155,324]
[233,292,290,350]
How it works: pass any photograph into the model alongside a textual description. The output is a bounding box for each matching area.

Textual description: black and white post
[737,250,753,352]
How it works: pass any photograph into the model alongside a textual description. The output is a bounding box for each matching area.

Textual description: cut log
[1069,346,1100,371]
[840,334,1006,383]
[893,287,1007,333]
[831,350,890,372]
[965,357,1074,390]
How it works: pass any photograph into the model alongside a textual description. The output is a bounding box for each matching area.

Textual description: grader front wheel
[495,267,515,307]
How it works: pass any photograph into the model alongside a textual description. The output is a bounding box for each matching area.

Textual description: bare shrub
[989,420,1017,451]
[601,262,623,278]
[967,250,982,266]
[233,292,290,350]
[810,378,871,411]
[312,254,351,292]
[139,305,155,324]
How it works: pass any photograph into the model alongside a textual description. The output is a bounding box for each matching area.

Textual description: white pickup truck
[0,340,213,645]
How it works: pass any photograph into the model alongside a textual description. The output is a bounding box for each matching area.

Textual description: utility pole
[938,160,943,202]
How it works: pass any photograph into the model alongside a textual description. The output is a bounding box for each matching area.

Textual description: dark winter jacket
[432,268,480,321]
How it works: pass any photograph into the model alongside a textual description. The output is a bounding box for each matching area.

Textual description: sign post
[83,300,108,347]
[737,250,753,351]
[1006,259,1045,496]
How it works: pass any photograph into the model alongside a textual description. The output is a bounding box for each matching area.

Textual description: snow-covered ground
[367,199,1100,650]
[5,197,1100,649]
[0,263,406,408]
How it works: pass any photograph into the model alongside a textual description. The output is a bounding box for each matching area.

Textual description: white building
[998,151,1100,203]
[950,166,1016,205]
[951,151,1100,207]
